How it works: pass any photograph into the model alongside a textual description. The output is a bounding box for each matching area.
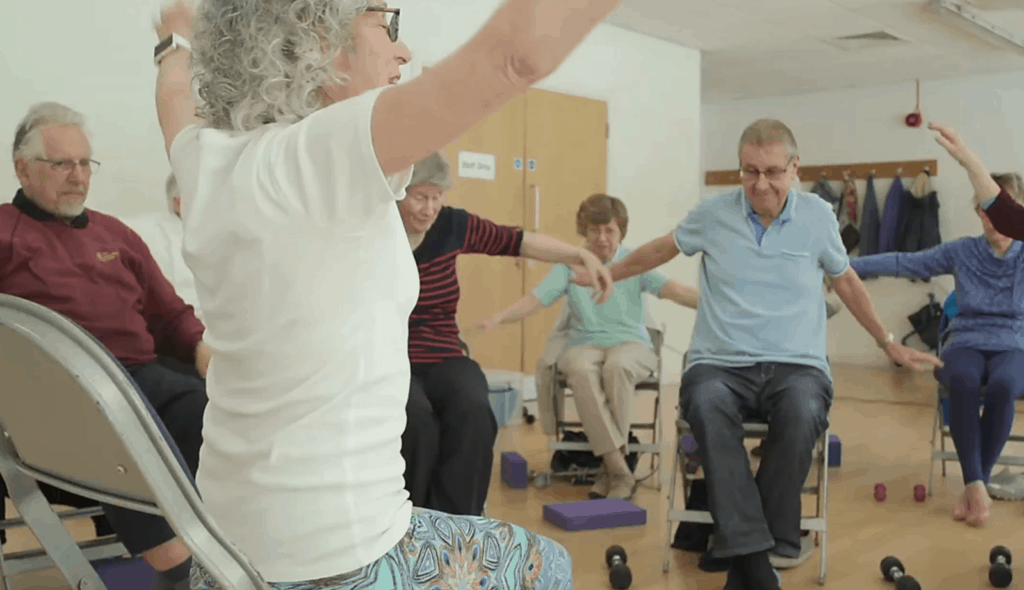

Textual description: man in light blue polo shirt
[576,120,941,589]
[478,194,698,501]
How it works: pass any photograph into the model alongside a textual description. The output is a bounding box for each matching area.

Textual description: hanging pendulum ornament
[905,79,922,128]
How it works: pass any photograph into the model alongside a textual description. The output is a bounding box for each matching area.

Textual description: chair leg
[818,432,829,585]
[0,468,107,590]
[663,438,682,573]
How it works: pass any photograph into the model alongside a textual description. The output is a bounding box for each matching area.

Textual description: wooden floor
[6,363,1024,589]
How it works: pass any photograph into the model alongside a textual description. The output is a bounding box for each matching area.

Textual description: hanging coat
[898,190,941,253]
[838,175,860,253]
[877,175,907,253]
[810,177,841,217]
[858,174,881,257]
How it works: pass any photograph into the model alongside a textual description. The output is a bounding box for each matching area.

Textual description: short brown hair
[576,193,628,238]
[991,172,1024,207]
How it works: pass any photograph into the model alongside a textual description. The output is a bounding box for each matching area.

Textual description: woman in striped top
[397,151,612,516]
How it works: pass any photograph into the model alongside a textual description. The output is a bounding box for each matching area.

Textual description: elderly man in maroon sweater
[1,102,205,590]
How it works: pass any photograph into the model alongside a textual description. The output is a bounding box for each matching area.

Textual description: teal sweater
[850,236,1024,353]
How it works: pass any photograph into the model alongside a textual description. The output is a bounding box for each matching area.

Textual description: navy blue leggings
[939,348,1024,484]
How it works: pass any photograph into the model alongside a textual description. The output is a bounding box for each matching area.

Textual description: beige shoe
[588,465,610,499]
[602,448,637,500]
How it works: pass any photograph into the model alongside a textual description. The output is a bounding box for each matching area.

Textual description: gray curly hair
[190,0,370,132]
[409,152,453,192]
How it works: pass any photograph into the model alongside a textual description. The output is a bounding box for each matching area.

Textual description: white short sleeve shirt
[169,86,418,583]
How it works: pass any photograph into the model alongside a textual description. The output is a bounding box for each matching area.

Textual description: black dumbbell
[881,556,922,590]
[522,407,536,425]
[989,545,1012,588]
[605,545,632,589]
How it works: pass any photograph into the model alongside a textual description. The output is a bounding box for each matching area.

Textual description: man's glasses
[35,158,100,175]
[365,6,400,43]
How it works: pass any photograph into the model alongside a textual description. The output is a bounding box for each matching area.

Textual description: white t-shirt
[119,211,203,322]
[168,86,418,583]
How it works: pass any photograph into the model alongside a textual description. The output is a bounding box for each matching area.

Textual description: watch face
[155,36,174,58]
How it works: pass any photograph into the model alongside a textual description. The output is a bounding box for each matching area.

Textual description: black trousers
[0,359,206,555]
[679,362,832,559]
[401,357,498,516]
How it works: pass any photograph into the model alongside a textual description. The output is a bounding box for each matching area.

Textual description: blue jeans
[939,347,1024,484]
[190,508,573,589]
[679,362,832,560]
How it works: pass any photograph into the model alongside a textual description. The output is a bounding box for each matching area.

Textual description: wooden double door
[439,88,608,375]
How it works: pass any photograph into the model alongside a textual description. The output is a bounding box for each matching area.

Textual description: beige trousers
[535,341,658,457]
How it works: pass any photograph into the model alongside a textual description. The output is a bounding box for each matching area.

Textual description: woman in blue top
[850,172,1024,528]
[479,194,699,500]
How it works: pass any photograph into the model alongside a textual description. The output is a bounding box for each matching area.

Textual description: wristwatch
[154,33,191,66]
[877,332,895,348]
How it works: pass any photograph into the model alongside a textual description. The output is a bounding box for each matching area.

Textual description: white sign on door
[458,151,496,181]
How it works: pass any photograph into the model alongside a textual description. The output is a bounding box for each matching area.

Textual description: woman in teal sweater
[850,169,1024,528]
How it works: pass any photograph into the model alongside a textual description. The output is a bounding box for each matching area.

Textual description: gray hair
[737,119,799,163]
[165,173,180,214]
[12,102,88,161]
[190,0,370,132]
[409,152,453,191]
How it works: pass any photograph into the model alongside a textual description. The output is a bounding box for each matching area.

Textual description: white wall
[702,70,1024,367]
[1,1,703,379]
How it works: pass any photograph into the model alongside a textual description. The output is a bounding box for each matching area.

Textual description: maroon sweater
[410,206,523,365]
[0,190,205,367]
[987,187,1024,241]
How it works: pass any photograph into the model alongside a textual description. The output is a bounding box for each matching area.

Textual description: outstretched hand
[884,342,943,371]
[928,123,973,167]
[574,251,614,304]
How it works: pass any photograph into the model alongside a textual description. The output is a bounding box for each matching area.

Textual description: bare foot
[952,490,969,521]
[965,481,992,527]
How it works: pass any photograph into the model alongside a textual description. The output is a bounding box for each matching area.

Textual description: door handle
[532,184,540,231]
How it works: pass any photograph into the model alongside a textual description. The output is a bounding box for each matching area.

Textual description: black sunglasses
[365,6,401,43]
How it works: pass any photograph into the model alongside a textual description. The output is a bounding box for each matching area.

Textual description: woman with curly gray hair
[153,0,620,587]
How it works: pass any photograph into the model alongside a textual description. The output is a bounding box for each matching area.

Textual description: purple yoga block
[543,499,647,531]
[828,434,841,467]
[501,452,528,489]
[92,557,154,589]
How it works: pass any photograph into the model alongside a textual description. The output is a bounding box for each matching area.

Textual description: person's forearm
[156,50,201,155]
[195,340,211,378]
[609,233,678,282]
[519,232,586,266]
[832,270,889,345]
[659,280,699,309]
[494,294,546,325]
[962,153,1001,203]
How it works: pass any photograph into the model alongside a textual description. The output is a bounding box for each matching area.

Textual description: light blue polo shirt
[533,245,668,349]
[674,188,849,380]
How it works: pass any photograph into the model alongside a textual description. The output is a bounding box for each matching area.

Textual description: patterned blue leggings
[190,508,574,589]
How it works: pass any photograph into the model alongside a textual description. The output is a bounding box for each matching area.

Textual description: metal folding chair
[929,292,1024,495]
[0,293,270,590]
[664,353,830,585]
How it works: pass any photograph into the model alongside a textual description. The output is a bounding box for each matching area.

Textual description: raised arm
[372,0,623,176]
[155,1,200,156]
[981,188,1024,240]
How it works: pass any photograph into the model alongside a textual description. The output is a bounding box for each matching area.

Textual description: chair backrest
[0,294,270,590]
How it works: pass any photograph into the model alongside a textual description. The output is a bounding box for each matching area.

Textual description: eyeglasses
[740,159,792,182]
[35,158,101,175]
[365,6,401,43]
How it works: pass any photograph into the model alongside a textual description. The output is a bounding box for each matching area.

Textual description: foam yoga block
[92,557,155,589]
[501,452,528,489]
[543,499,647,531]
[828,434,841,467]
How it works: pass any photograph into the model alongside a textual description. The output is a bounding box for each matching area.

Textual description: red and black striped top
[409,206,524,365]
